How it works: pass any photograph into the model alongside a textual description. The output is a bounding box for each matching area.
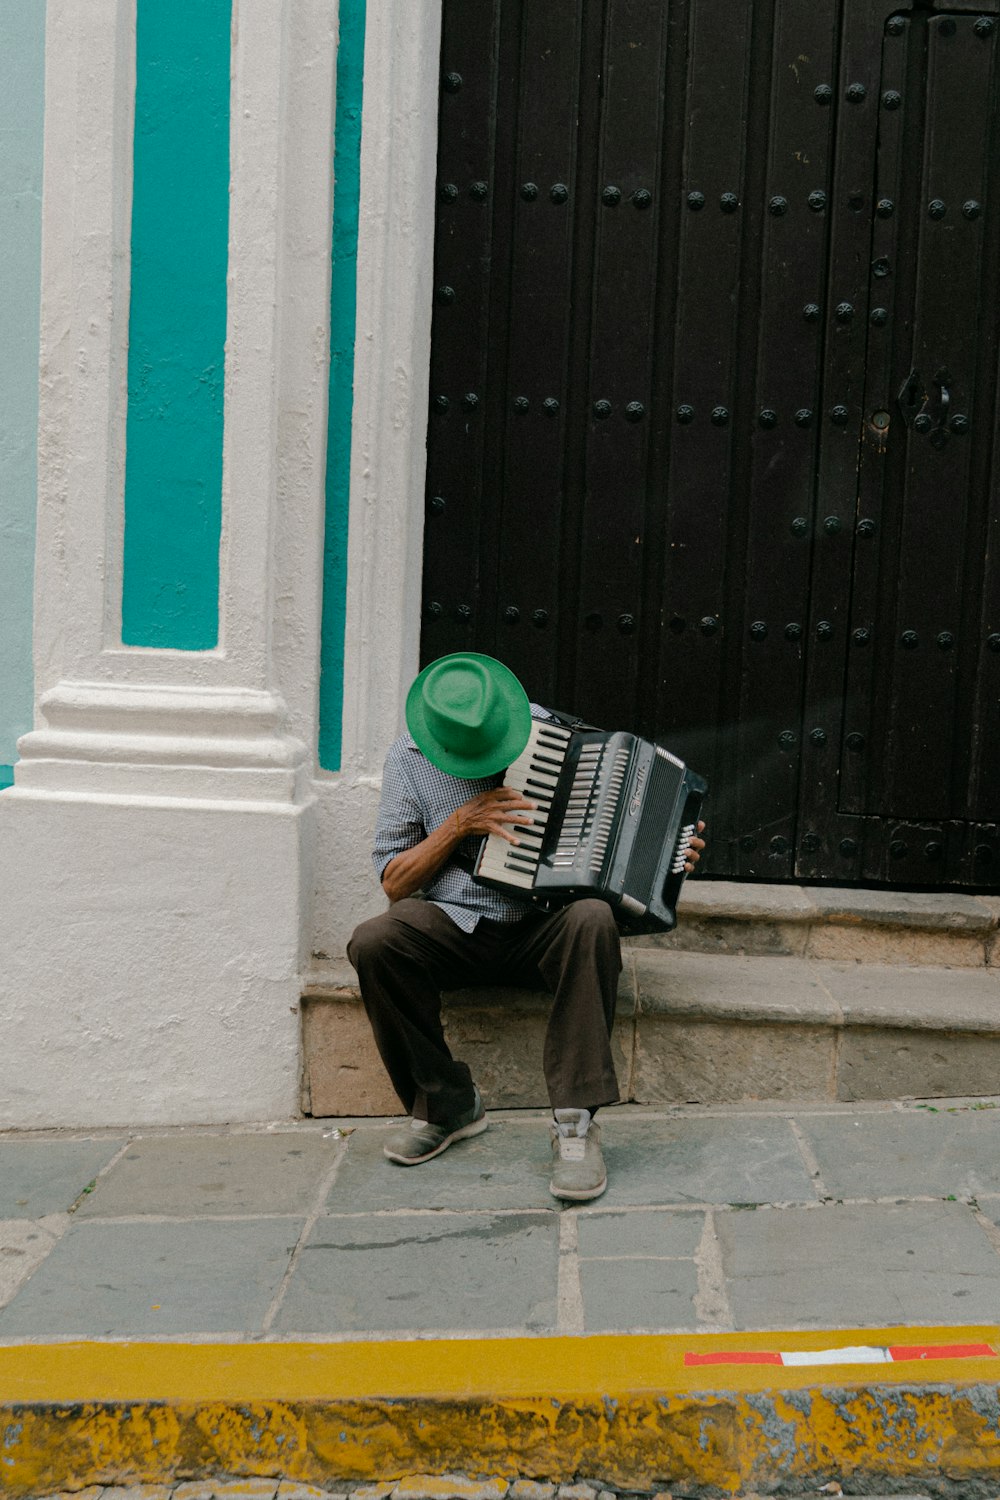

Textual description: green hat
[405,653,532,778]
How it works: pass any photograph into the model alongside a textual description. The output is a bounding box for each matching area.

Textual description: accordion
[473,719,707,933]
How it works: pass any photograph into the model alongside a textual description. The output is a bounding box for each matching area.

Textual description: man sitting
[348,652,704,1201]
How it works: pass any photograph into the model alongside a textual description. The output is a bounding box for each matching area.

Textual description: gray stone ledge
[631,951,840,1026]
[809,885,1000,932]
[304,957,358,994]
[303,950,1000,1036]
[668,879,819,922]
[446,963,638,1018]
[636,879,1000,936]
[306,885,1000,990]
[634,949,1000,1034]
[821,960,1000,1032]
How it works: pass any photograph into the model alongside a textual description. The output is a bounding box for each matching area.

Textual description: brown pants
[347,897,622,1124]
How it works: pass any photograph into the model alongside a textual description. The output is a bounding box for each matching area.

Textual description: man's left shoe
[550,1107,607,1201]
[383,1087,487,1165]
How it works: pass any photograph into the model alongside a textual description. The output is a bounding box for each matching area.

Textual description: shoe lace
[553,1108,593,1161]
[554,1107,592,1138]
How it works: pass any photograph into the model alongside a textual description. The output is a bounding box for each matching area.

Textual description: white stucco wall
[0,0,333,1127]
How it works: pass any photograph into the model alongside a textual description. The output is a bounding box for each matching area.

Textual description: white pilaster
[312,0,443,958]
[0,0,340,1127]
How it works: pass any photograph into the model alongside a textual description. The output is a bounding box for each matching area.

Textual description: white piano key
[477,721,573,889]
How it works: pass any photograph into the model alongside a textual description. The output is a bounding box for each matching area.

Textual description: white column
[0,0,339,1127]
[311,0,443,958]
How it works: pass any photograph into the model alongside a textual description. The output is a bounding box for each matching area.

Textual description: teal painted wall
[0,0,46,790]
[121,0,232,650]
[318,0,366,772]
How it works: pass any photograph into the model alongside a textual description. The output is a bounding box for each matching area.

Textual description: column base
[1,682,314,1128]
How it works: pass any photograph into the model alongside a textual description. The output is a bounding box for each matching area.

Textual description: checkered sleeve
[372,739,427,883]
[368,706,557,927]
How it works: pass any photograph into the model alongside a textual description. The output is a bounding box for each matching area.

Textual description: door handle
[896,368,954,446]
[936,379,950,420]
[931,367,951,449]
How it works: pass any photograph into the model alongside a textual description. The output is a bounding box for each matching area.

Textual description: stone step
[645,880,1000,966]
[301,942,1000,1117]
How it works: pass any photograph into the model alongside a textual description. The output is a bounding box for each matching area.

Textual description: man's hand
[683,820,707,874]
[381,786,536,903]
[457,786,537,844]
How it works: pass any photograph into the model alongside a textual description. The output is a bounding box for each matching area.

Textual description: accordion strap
[543,706,604,733]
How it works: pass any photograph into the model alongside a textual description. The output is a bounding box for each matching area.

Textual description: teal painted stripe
[0,766,13,792]
[0,0,45,782]
[318,0,367,771]
[121,0,232,650]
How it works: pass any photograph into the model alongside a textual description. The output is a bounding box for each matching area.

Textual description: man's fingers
[503,804,537,822]
[684,825,707,872]
[492,824,522,845]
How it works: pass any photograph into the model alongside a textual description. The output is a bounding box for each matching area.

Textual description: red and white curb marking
[685,1341,997,1368]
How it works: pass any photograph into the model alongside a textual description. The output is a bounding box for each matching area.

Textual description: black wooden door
[421,0,1000,887]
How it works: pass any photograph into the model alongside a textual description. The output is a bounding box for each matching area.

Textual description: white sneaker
[550,1108,607,1201]
[383,1087,487,1165]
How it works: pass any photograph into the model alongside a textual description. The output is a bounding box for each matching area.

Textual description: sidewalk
[3,1099,1000,1496]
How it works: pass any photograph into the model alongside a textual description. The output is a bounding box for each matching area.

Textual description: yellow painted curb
[1,1327,998,1496]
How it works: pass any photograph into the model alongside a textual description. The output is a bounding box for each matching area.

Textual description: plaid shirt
[372,705,553,932]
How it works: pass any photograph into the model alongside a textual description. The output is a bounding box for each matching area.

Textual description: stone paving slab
[0,1137,126,1216]
[274,1212,559,1333]
[576,1209,707,1333]
[592,1113,815,1207]
[327,1120,556,1212]
[0,1215,68,1306]
[0,1216,301,1336]
[716,1199,1000,1328]
[76,1133,339,1218]
[800,1104,1000,1199]
[575,1207,704,1258]
[580,1253,700,1332]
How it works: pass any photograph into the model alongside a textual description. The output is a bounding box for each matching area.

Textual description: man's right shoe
[383,1087,487,1165]
[550,1107,607,1200]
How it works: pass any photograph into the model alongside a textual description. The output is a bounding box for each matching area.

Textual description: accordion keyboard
[475,720,572,889]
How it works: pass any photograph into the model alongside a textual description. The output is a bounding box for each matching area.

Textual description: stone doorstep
[638,880,1000,966]
[310,886,1000,972]
[300,949,1000,1116]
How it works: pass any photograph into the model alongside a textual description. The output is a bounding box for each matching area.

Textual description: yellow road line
[2,1328,999,1498]
[2,1324,998,1402]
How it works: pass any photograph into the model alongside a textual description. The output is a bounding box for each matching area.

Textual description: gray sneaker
[550,1108,607,1201]
[383,1087,487,1165]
